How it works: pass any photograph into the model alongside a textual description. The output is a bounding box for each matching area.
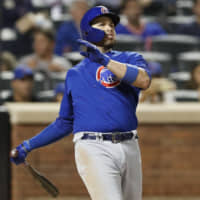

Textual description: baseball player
[10,6,151,200]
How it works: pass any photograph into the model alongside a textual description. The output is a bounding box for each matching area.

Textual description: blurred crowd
[0,0,200,104]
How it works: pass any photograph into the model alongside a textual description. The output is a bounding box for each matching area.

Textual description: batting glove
[10,140,31,165]
[77,39,110,66]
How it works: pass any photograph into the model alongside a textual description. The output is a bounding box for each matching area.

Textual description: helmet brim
[90,13,120,27]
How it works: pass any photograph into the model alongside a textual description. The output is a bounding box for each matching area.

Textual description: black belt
[81,132,138,143]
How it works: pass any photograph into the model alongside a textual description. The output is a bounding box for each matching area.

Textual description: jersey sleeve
[28,71,74,151]
[128,52,151,79]
[56,70,74,128]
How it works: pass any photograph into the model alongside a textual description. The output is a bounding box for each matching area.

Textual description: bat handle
[11,149,29,166]
[24,159,29,166]
[10,149,18,158]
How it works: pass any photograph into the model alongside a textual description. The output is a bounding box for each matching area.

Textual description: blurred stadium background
[1,0,200,199]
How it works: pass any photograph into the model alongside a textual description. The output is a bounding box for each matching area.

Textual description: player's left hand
[10,141,31,165]
[77,39,110,66]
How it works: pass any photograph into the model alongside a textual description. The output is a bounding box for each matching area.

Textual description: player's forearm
[106,59,126,79]
[107,59,151,89]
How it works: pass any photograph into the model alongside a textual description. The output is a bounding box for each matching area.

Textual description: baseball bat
[11,149,59,198]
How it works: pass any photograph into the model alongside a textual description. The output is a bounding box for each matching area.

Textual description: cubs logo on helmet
[101,7,109,14]
[96,66,120,88]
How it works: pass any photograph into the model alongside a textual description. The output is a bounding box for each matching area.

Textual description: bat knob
[10,149,18,158]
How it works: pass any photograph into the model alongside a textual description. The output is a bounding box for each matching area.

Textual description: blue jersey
[28,50,150,150]
[59,50,149,134]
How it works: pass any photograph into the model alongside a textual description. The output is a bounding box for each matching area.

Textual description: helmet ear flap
[85,27,105,43]
[81,30,89,38]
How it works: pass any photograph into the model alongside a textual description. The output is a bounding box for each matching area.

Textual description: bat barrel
[25,161,59,198]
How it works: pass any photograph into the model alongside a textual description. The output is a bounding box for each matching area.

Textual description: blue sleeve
[128,53,152,79]
[28,73,73,151]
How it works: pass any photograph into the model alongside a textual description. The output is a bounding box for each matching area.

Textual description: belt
[81,131,138,143]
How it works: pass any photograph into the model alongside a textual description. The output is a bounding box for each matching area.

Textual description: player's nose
[105,25,113,34]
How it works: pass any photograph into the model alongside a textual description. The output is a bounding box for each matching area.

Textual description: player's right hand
[77,39,110,66]
[10,141,31,165]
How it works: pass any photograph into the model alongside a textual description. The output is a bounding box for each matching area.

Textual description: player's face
[91,16,116,48]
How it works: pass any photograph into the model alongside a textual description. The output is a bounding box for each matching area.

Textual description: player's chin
[95,38,115,49]
[103,39,115,49]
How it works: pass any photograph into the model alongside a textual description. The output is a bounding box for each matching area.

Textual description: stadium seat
[64,52,84,65]
[33,72,51,92]
[151,34,200,69]
[141,16,157,23]
[50,72,66,89]
[138,51,172,76]
[172,90,199,102]
[151,34,199,53]
[177,51,200,72]
[169,71,191,89]
[37,90,55,102]
[113,34,144,51]
[0,71,13,91]
[176,0,194,15]
[0,28,33,58]
[51,12,71,29]
[0,28,18,56]
[0,90,12,102]
[166,15,195,33]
